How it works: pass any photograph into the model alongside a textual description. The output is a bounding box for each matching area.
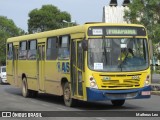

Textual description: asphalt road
[0,84,159,120]
[152,74,160,84]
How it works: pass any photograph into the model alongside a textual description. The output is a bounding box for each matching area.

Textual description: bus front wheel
[111,100,125,106]
[63,82,75,107]
[22,77,38,98]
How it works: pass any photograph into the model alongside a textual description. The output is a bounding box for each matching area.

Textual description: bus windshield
[88,38,149,72]
[2,68,6,72]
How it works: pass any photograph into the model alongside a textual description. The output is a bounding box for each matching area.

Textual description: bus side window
[28,40,37,60]
[46,37,58,60]
[19,41,27,60]
[7,43,13,60]
[58,36,70,59]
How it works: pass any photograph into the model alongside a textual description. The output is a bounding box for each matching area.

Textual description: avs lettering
[57,62,70,73]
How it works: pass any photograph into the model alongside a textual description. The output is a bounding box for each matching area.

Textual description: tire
[0,78,3,85]
[22,77,31,97]
[111,100,125,106]
[22,77,38,98]
[63,82,76,107]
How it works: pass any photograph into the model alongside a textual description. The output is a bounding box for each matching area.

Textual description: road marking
[41,103,50,107]
[96,117,106,120]
[56,107,67,111]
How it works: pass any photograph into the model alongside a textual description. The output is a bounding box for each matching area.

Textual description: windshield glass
[88,38,149,72]
[2,67,6,72]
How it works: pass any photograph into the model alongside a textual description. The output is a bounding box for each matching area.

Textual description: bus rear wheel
[22,77,30,97]
[63,82,75,107]
[111,100,125,106]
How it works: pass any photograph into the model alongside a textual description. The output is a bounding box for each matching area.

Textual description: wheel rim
[64,87,70,102]
[22,79,27,96]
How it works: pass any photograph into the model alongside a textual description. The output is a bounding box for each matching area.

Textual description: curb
[151,91,160,96]
[151,84,160,91]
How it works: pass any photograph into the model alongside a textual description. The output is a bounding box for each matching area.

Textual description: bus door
[71,40,84,97]
[13,45,18,86]
[37,44,45,92]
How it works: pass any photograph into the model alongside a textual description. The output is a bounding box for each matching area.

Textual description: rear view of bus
[84,24,151,106]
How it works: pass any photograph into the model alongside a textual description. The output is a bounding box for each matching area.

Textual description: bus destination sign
[106,29,137,35]
[88,26,146,36]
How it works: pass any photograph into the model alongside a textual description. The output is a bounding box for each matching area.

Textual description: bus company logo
[103,76,110,80]
[2,112,11,117]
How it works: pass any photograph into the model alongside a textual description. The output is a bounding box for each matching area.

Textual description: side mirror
[82,40,88,51]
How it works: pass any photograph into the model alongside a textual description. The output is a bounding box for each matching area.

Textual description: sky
[0,0,124,32]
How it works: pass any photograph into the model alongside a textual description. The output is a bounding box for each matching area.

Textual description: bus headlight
[144,75,150,86]
[89,76,98,89]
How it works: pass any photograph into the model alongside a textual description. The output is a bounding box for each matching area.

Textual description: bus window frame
[19,40,28,60]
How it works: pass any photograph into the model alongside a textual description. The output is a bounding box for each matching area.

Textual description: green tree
[0,16,25,65]
[124,0,160,43]
[28,4,72,33]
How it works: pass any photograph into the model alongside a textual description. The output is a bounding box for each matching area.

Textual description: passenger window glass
[58,36,70,59]
[21,42,26,50]
[46,37,58,60]
[7,43,13,60]
[19,41,27,60]
[28,40,37,60]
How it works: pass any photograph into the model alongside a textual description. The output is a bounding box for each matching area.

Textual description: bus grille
[100,74,141,88]
[101,80,140,88]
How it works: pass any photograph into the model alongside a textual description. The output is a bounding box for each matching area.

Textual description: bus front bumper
[86,86,151,101]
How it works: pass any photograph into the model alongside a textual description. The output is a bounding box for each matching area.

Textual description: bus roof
[7,23,145,43]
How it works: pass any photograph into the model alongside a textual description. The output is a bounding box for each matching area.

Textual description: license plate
[141,91,150,95]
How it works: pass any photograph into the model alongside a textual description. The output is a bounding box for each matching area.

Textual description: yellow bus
[6,23,151,107]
